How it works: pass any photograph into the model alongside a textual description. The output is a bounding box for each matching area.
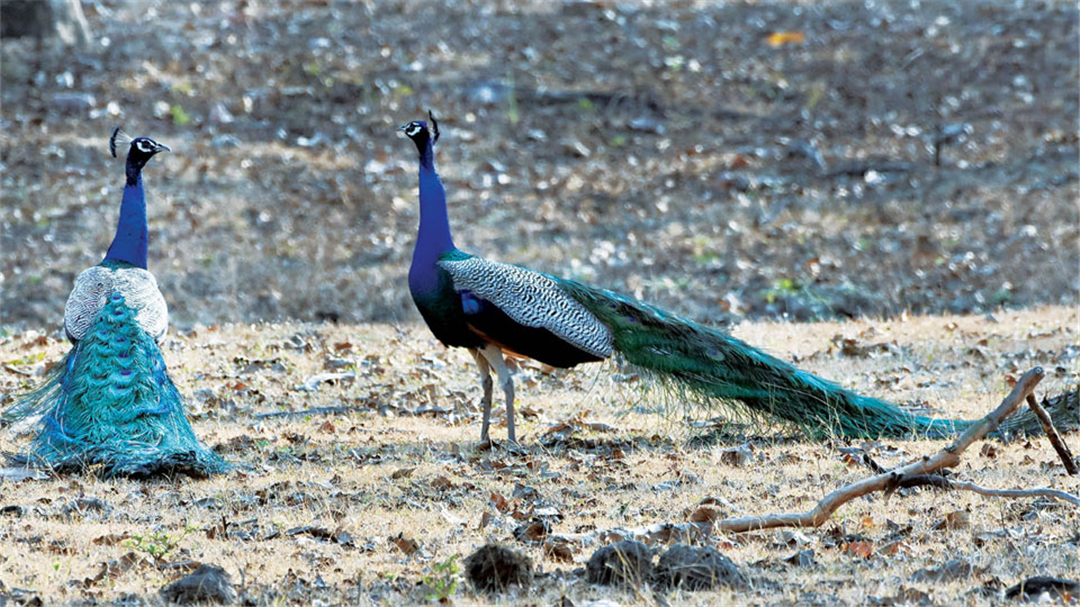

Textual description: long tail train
[559,279,1080,439]
[2,293,226,478]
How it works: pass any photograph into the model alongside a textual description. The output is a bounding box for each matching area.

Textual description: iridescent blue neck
[409,143,456,293]
[103,174,148,269]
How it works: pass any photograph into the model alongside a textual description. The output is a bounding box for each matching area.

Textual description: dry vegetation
[2,306,1078,605]
[1,0,1077,329]
[1,0,1078,604]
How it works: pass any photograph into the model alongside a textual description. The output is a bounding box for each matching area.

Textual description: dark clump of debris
[585,541,745,591]
[160,564,236,605]
[654,543,745,590]
[1005,576,1079,601]
[586,540,654,587]
[464,544,534,593]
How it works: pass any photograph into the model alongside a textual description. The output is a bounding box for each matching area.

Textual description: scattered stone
[51,92,96,112]
[784,549,816,567]
[160,564,236,605]
[513,518,552,543]
[720,444,753,467]
[910,559,973,583]
[586,540,653,587]
[654,543,744,590]
[464,544,533,593]
[63,497,112,517]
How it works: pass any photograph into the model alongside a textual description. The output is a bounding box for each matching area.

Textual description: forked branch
[709,367,1061,533]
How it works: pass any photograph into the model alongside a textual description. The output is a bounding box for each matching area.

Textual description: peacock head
[110,127,169,175]
[399,110,440,154]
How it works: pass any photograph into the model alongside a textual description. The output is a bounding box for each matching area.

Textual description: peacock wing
[64,264,168,343]
[438,256,613,359]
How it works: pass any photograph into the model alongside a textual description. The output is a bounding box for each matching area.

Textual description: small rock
[64,497,112,517]
[785,139,827,171]
[209,102,234,125]
[562,139,591,158]
[911,559,972,583]
[52,92,96,112]
[586,540,653,587]
[464,544,534,593]
[160,564,235,605]
[628,115,664,134]
[720,444,753,467]
[784,549,815,567]
[654,543,744,590]
[513,518,551,543]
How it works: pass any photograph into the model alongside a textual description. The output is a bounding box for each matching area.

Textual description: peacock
[1,129,226,478]
[400,112,1077,444]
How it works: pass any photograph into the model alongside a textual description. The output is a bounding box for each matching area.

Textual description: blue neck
[104,175,149,269]
[409,145,456,292]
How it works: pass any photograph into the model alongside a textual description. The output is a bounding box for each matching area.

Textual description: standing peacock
[401,112,1076,444]
[1,129,226,478]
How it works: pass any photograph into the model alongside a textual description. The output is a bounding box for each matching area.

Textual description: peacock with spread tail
[1,129,226,478]
[400,112,1078,444]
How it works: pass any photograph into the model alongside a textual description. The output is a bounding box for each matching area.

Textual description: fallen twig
[1026,393,1078,475]
[706,367,1050,533]
[886,473,1080,507]
[558,367,1078,547]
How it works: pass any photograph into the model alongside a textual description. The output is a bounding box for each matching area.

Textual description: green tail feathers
[559,279,1078,439]
[2,293,225,478]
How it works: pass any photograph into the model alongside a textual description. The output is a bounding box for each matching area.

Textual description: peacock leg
[470,348,494,443]
[479,343,515,443]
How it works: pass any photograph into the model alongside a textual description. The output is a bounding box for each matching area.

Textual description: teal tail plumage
[559,280,1079,439]
[2,293,226,478]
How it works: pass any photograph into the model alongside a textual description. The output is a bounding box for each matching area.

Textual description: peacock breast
[64,262,168,343]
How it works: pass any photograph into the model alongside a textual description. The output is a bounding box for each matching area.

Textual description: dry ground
[1,306,1078,605]
[2,0,1078,329]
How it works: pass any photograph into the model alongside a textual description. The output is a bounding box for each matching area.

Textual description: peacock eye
[406,123,422,137]
[136,140,153,153]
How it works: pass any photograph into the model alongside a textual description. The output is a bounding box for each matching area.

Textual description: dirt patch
[0,306,1077,605]
[1,0,1076,332]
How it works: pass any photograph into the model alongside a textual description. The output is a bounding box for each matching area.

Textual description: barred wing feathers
[439,255,614,360]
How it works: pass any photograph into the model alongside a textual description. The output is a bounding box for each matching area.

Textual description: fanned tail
[560,280,1078,439]
[2,293,226,478]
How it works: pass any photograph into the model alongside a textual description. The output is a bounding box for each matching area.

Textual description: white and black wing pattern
[439,257,614,359]
[64,265,169,342]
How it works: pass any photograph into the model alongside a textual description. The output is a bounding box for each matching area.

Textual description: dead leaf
[390,533,420,556]
[390,467,416,480]
[910,559,974,582]
[766,31,805,47]
[935,510,971,530]
[92,533,130,546]
[543,536,578,562]
[430,476,454,490]
[490,492,511,513]
[844,541,874,559]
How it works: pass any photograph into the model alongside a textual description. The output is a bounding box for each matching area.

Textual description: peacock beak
[155,143,171,153]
